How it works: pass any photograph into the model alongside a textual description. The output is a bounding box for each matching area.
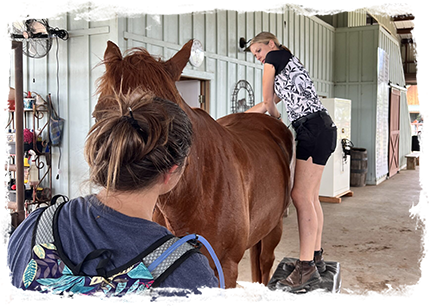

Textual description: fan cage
[10,19,68,58]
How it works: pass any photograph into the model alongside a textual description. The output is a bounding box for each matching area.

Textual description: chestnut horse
[96,40,294,288]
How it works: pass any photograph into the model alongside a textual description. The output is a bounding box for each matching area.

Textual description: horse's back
[217,113,293,154]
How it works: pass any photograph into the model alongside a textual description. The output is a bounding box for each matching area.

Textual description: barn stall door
[388,88,400,177]
[176,79,210,113]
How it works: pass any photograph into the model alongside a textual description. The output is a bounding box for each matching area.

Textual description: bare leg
[291,157,325,261]
[313,178,324,251]
[277,157,326,292]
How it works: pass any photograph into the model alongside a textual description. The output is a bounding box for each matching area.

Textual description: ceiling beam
[401,38,428,45]
[397,28,414,35]
[405,72,429,85]
[393,15,415,22]
[383,0,429,7]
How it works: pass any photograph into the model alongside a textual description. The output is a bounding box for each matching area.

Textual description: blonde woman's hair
[85,88,193,192]
[246,32,291,52]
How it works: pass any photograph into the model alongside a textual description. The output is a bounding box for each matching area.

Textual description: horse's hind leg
[251,220,284,285]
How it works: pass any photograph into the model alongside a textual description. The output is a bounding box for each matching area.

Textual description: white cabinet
[319,98,352,198]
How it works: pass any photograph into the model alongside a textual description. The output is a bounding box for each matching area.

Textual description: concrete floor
[238,166,423,294]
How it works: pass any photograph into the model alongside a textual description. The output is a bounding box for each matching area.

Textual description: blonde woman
[245,32,337,292]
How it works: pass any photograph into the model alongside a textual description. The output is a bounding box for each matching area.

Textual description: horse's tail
[250,216,285,284]
[276,125,294,214]
[250,241,262,282]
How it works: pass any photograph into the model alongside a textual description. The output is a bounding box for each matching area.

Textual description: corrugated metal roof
[383,0,429,43]
[383,0,429,84]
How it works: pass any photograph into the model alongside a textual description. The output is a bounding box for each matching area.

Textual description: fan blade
[28,21,48,37]
[24,38,52,58]
[27,42,38,57]
[12,14,27,32]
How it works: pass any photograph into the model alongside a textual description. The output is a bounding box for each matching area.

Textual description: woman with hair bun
[8,89,218,296]
[245,32,337,293]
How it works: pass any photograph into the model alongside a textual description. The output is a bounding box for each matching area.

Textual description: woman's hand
[245,102,267,113]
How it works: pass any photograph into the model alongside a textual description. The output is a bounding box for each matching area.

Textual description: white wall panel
[163,0,178,43]
[124,8,335,122]
[379,28,406,86]
[11,13,116,198]
[124,0,146,48]
[226,11,236,58]
[217,11,227,57]
[11,8,336,199]
[193,14,205,45]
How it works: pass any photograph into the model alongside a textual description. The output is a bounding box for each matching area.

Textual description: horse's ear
[104,41,122,64]
[164,40,193,81]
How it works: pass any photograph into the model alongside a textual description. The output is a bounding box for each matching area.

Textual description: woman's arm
[262,63,281,117]
[245,63,281,117]
[0,277,13,306]
[245,101,267,113]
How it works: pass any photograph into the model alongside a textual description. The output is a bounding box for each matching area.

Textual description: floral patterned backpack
[20,200,201,297]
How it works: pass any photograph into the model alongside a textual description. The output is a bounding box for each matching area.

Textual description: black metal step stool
[256,257,341,306]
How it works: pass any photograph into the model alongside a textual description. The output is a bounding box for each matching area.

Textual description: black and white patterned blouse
[265,49,326,122]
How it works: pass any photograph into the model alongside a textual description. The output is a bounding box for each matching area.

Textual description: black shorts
[292,111,337,166]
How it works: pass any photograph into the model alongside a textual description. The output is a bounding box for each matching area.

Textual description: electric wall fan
[11,19,69,58]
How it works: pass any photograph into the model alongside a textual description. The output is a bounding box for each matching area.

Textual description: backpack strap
[32,195,68,247]
[145,234,225,289]
[32,202,201,305]
[32,202,66,247]
[143,236,195,279]
[142,236,199,287]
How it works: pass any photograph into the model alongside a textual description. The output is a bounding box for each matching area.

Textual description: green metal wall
[337,0,396,36]
[334,24,411,184]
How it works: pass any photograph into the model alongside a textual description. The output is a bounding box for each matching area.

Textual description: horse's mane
[97,47,184,106]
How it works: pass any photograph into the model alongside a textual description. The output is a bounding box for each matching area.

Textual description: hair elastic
[123,107,148,142]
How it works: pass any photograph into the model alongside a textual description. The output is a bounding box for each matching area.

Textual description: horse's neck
[157,104,222,221]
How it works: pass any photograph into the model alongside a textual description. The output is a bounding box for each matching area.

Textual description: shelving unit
[31,101,53,200]
[0,38,25,224]
[6,99,52,220]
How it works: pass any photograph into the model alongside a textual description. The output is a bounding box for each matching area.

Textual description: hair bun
[85,89,193,192]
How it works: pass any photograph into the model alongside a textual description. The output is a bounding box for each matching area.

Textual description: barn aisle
[238,166,423,294]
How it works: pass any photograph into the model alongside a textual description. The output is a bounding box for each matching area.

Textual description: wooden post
[12,41,25,226]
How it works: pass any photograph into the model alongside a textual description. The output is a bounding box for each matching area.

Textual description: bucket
[350,148,367,187]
